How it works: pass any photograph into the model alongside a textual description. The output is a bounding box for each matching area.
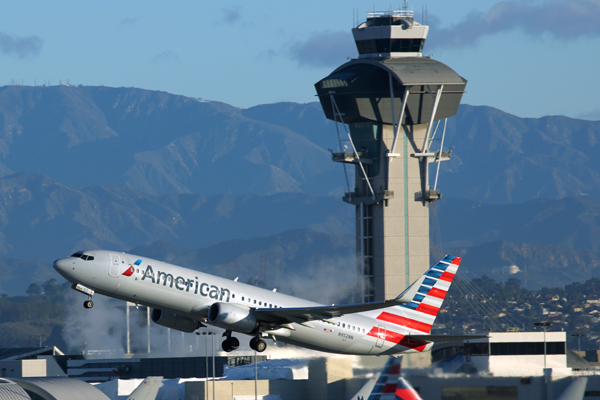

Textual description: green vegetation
[0,279,69,348]
[437,276,600,350]
[2,275,600,352]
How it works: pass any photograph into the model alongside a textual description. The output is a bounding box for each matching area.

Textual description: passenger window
[259,301,262,306]
[362,328,365,333]
[232,294,235,298]
[342,323,345,328]
[136,269,139,273]
[254,300,257,304]
[269,304,272,308]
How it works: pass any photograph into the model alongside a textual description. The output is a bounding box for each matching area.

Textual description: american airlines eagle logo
[122,259,142,276]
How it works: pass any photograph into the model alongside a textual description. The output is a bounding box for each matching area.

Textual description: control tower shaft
[315,9,467,302]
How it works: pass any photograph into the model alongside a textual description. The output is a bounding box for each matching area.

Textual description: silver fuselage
[53,250,431,355]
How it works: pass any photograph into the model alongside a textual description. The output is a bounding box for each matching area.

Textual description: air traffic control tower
[315,10,467,302]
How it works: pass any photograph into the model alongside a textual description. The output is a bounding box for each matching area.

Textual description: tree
[42,279,61,296]
[26,283,41,296]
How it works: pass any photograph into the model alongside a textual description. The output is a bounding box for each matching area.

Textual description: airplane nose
[53,258,69,273]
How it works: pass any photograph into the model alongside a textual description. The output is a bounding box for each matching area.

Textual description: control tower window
[367,17,411,27]
[356,39,424,54]
[320,79,348,89]
[319,70,359,89]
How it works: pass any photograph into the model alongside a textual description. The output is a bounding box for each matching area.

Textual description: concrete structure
[67,355,266,382]
[315,9,466,302]
[432,331,568,377]
[0,360,47,378]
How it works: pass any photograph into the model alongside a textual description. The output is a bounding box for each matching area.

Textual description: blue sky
[2,0,600,119]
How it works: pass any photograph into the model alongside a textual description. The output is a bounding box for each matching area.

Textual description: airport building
[3,332,600,400]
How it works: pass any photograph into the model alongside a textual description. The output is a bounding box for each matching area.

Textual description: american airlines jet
[53,251,477,355]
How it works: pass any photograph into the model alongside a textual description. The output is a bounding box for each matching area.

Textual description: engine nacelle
[151,309,200,333]
[208,302,257,333]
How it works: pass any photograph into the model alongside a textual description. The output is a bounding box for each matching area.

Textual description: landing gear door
[376,325,386,348]
[109,254,120,277]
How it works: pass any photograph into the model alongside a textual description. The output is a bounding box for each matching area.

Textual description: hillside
[433,195,600,252]
[0,85,598,295]
[440,105,600,203]
[0,86,345,197]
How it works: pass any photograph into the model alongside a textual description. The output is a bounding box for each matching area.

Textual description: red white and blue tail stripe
[351,357,422,400]
[376,255,460,334]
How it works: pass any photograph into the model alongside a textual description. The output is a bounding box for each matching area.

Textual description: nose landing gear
[73,284,96,309]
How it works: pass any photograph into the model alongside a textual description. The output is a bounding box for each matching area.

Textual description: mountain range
[0,84,599,296]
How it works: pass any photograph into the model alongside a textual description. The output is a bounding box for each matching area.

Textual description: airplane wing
[404,334,489,343]
[254,297,409,326]
[254,276,422,326]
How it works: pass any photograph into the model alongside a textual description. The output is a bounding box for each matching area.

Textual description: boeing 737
[53,251,478,355]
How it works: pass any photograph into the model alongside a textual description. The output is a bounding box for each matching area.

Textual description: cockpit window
[71,253,94,261]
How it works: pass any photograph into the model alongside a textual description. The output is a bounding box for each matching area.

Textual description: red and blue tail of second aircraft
[351,356,422,400]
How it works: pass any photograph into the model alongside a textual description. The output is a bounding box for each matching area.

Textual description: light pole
[572,333,584,352]
[534,321,553,369]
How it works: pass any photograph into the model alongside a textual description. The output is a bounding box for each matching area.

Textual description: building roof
[0,347,64,361]
[315,56,466,125]
[0,378,31,400]
[10,377,110,400]
[567,349,592,370]
[350,57,467,86]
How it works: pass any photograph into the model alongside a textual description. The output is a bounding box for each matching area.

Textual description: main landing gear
[221,330,240,352]
[221,331,267,352]
[250,336,267,352]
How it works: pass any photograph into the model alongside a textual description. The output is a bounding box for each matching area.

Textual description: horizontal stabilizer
[405,334,488,343]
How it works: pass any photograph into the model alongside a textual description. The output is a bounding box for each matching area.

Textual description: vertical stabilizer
[377,255,460,334]
[556,377,587,400]
[125,376,163,400]
[350,357,423,400]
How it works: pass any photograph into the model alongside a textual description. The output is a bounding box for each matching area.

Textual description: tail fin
[350,357,423,400]
[376,255,460,334]
[125,376,163,400]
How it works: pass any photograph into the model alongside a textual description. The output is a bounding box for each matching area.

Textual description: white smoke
[62,289,224,358]
[277,255,359,305]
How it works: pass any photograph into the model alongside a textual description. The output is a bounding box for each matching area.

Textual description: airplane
[351,356,422,400]
[125,376,163,400]
[53,251,482,355]
[556,377,587,400]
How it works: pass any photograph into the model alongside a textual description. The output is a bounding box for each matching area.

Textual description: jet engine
[151,309,201,333]
[208,303,258,333]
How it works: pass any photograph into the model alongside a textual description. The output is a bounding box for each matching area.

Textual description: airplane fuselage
[54,250,434,355]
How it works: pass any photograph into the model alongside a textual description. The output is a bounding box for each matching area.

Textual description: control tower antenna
[315,9,467,302]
